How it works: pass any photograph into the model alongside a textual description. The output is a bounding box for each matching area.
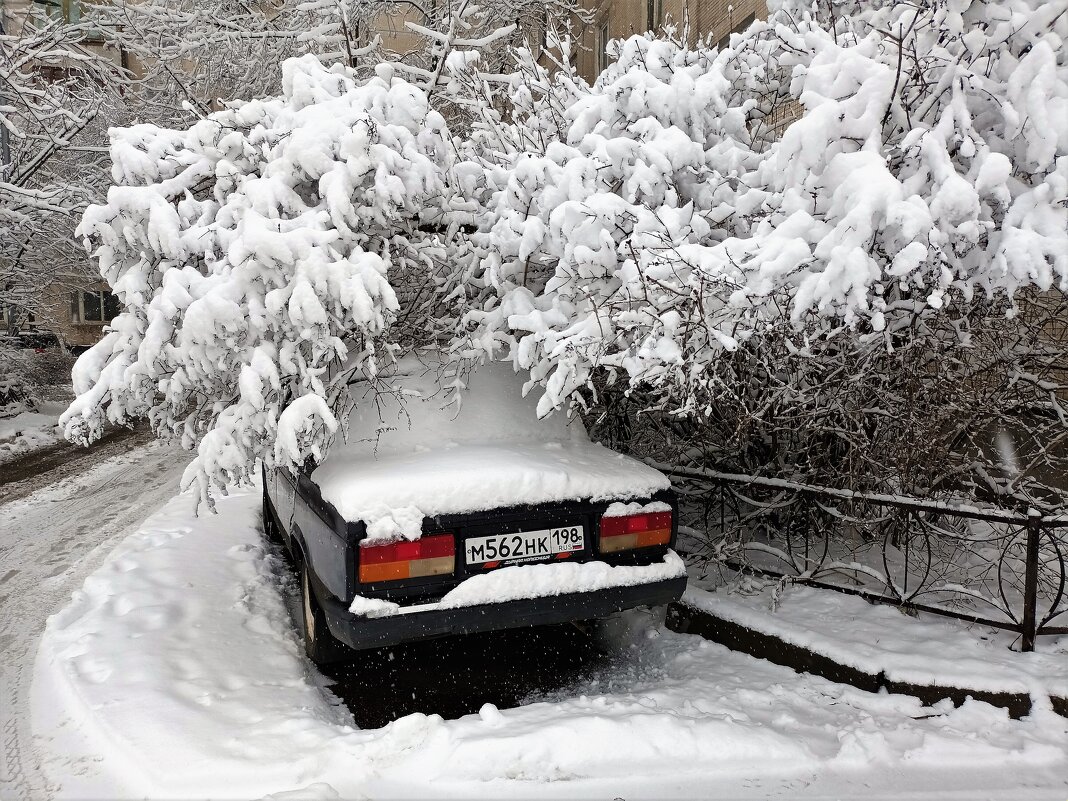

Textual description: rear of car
[265,356,687,661]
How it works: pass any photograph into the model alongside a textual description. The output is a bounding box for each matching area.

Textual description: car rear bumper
[319,575,688,651]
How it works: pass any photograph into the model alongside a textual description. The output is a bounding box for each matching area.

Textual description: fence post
[1021,511,1041,652]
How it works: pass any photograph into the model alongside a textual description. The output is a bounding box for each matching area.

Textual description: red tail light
[599,510,672,553]
[358,533,455,583]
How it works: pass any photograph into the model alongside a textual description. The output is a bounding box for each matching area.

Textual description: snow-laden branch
[63,56,453,506]
[63,0,1068,515]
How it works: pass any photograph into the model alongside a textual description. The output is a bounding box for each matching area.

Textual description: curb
[666,602,1068,720]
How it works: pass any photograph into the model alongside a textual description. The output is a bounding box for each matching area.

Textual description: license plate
[464,525,584,565]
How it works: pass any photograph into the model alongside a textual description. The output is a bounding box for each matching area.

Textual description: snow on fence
[653,463,1068,652]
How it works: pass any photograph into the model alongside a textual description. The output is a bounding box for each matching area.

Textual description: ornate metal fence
[655,464,1068,652]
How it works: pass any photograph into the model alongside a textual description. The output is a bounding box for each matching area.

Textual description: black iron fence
[653,463,1068,652]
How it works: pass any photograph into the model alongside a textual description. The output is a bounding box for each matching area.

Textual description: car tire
[300,560,348,665]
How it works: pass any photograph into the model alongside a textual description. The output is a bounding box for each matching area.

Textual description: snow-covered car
[263,357,687,663]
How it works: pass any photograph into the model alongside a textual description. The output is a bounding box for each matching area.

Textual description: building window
[33,0,82,23]
[597,21,610,74]
[647,0,663,31]
[72,290,119,324]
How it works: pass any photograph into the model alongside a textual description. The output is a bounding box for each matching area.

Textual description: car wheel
[300,560,347,665]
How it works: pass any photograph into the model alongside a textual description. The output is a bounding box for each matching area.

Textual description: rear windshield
[337,358,587,458]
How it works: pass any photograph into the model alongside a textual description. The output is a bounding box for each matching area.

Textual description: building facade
[574,0,767,82]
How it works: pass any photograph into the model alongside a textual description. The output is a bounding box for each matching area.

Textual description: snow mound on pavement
[682,582,1068,699]
[32,490,376,797]
[0,403,64,464]
[32,488,1068,799]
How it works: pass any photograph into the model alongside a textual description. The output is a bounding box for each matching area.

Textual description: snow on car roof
[311,357,670,539]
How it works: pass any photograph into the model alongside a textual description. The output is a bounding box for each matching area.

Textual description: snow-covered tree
[1,15,119,329]
[65,0,1068,512]
[60,0,585,504]
[85,0,318,124]
[462,0,1067,401]
[88,0,586,124]
[1,11,125,425]
[453,1,1068,506]
[63,56,458,504]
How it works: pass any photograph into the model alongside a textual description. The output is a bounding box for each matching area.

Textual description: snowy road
[0,441,188,800]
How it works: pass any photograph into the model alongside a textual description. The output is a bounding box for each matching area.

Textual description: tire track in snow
[0,426,155,506]
[0,441,188,800]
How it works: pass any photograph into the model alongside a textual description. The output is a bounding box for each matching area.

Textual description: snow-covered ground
[681,578,1068,700]
[0,401,66,464]
[0,441,188,799]
[28,484,1068,800]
